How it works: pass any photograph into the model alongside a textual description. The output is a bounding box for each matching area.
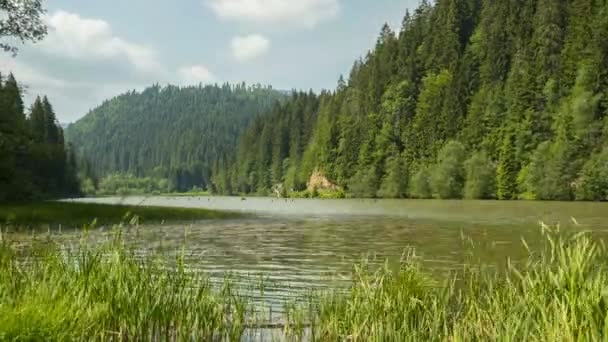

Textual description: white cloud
[0,54,152,121]
[0,55,73,90]
[208,0,339,28]
[178,65,215,84]
[231,34,270,62]
[41,10,161,73]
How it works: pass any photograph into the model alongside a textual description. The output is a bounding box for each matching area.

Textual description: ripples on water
[46,197,608,306]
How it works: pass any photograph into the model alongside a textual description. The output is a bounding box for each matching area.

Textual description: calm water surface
[56,197,608,303]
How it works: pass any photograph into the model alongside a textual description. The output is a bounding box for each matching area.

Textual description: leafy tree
[577,147,608,201]
[0,0,47,55]
[411,69,453,161]
[410,166,432,199]
[348,166,378,198]
[378,154,407,198]
[464,151,496,199]
[430,140,466,199]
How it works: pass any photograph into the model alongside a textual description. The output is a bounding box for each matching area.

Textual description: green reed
[304,223,608,341]
[1,222,608,341]
[0,224,253,341]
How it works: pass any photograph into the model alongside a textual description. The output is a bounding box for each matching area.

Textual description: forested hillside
[65,84,284,192]
[214,0,608,200]
[0,74,79,201]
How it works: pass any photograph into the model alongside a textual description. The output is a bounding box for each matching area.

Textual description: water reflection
[50,197,608,304]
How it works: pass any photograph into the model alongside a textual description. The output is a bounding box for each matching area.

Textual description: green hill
[65,83,284,191]
[213,0,608,201]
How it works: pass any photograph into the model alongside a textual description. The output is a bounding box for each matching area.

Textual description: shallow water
[57,197,608,304]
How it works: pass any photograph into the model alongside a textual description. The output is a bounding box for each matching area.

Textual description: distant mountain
[65,83,284,191]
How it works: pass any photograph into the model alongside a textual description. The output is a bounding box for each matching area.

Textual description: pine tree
[0,73,30,200]
[42,96,59,144]
[497,130,519,200]
[29,96,46,143]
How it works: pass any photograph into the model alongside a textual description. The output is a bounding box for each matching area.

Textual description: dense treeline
[214,0,608,200]
[65,84,284,192]
[212,91,320,195]
[0,73,79,201]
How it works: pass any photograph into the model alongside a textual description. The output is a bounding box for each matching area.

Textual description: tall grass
[304,223,608,341]
[0,225,253,341]
[1,222,608,341]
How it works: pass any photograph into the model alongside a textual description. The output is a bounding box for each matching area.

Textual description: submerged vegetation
[2,223,608,340]
[0,202,238,227]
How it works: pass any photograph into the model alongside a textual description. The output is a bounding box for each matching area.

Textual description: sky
[1,0,419,123]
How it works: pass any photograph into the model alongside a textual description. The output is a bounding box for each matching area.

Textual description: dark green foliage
[56,0,607,201]
[0,74,78,201]
[220,91,318,195]
[348,166,379,198]
[430,141,466,199]
[497,132,519,200]
[65,83,283,193]
[576,148,608,201]
[378,154,408,198]
[95,173,171,196]
[0,201,238,227]
[409,166,432,199]
[207,1,608,200]
[464,151,496,199]
[211,0,608,200]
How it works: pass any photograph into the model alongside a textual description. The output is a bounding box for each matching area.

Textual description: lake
[59,197,608,306]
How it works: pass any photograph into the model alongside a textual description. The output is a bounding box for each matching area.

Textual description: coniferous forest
[43,0,608,201]
[65,84,284,192]
[0,74,79,201]
[209,0,608,200]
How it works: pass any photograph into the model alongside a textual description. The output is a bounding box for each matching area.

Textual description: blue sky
[1,0,419,122]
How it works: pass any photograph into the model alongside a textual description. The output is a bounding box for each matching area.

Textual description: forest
[0,73,79,201]
[65,84,284,193]
[210,0,608,200]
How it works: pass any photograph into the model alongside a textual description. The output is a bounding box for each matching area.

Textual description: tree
[464,151,496,199]
[42,96,59,144]
[497,131,519,200]
[0,73,78,201]
[0,0,47,55]
[411,69,453,161]
[0,73,28,200]
[577,147,608,201]
[410,166,432,199]
[430,140,466,199]
[66,83,285,192]
[378,154,407,198]
[348,166,378,198]
[29,96,45,142]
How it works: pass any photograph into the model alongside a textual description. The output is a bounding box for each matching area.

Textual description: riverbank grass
[0,201,239,227]
[1,224,607,340]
